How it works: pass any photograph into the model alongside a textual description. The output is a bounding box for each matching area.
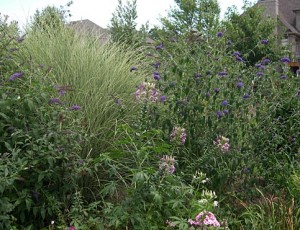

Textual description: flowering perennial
[188,211,220,228]
[170,126,187,144]
[135,82,159,102]
[214,136,230,152]
[159,155,176,174]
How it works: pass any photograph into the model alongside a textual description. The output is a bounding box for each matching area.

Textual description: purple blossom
[259,65,266,70]
[160,95,166,102]
[262,58,271,65]
[153,62,161,69]
[219,71,227,76]
[280,57,290,63]
[237,81,243,88]
[130,66,138,72]
[70,105,81,110]
[243,93,250,99]
[256,72,264,76]
[9,72,24,81]
[155,43,163,50]
[222,100,228,106]
[217,110,223,118]
[236,56,244,62]
[280,75,288,79]
[296,69,300,76]
[194,73,201,78]
[153,71,161,81]
[205,92,210,97]
[261,39,269,45]
[223,109,229,115]
[255,63,262,68]
[217,31,223,37]
[214,88,220,94]
[233,51,241,56]
[49,98,63,105]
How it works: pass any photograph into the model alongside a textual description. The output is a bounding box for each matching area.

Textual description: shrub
[0,15,88,229]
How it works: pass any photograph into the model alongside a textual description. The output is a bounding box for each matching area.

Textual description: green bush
[0,15,89,229]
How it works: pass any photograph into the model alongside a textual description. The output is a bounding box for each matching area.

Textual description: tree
[109,0,148,47]
[223,1,282,66]
[30,1,73,33]
[156,0,220,38]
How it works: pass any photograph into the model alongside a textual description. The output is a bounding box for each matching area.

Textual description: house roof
[258,0,300,36]
[69,19,110,42]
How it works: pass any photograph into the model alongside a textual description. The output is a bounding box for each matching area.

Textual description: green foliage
[29,1,73,33]
[223,1,282,66]
[95,124,221,229]
[152,0,220,41]
[109,0,149,47]
[22,21,146,156]
[0,14,93,229]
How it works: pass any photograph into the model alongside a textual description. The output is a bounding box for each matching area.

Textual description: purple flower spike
[155,43,163,50]
[160,95,166,102]
[130,66,138,72]
[206,92,210,97]
[222,100,228,106]
[262,58,271,65]
[280,57,290,63]
[236,56,243,62]
[243,94,250,99]
[217,110,223,118]
[153,71,161,80]
[9,72,24,81]
[214,88,220,94]
[219,71,227,76]
[237,81,243,88]
[223,109,229,115]
[153,62,161,69]
[233,51,241,56]
[261,39,269,45]
[49,98,63,105]
[256,72,264,76]
[194,73,201,78]
[217,31,223,37]
[70,105,81,110]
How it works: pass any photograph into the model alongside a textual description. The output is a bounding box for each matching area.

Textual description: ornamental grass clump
[22,22,147,156]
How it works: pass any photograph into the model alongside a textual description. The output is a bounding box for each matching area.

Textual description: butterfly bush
[188,211,220,228]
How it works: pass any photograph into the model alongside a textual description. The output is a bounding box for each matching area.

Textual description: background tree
[223,0,283,66]
[30,1,73,33]
[109,0,149,47]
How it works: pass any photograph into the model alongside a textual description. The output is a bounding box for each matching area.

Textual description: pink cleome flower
[188,211,220,228]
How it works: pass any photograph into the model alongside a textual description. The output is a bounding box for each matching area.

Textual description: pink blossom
[189,211,220,228]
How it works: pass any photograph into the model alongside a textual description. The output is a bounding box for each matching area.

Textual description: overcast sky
[1,0,256,30]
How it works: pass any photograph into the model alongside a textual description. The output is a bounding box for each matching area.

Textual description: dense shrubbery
[1,0,300,229]
[0,15,95,229]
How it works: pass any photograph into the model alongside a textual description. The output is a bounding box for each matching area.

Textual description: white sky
[0,0,256,30]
